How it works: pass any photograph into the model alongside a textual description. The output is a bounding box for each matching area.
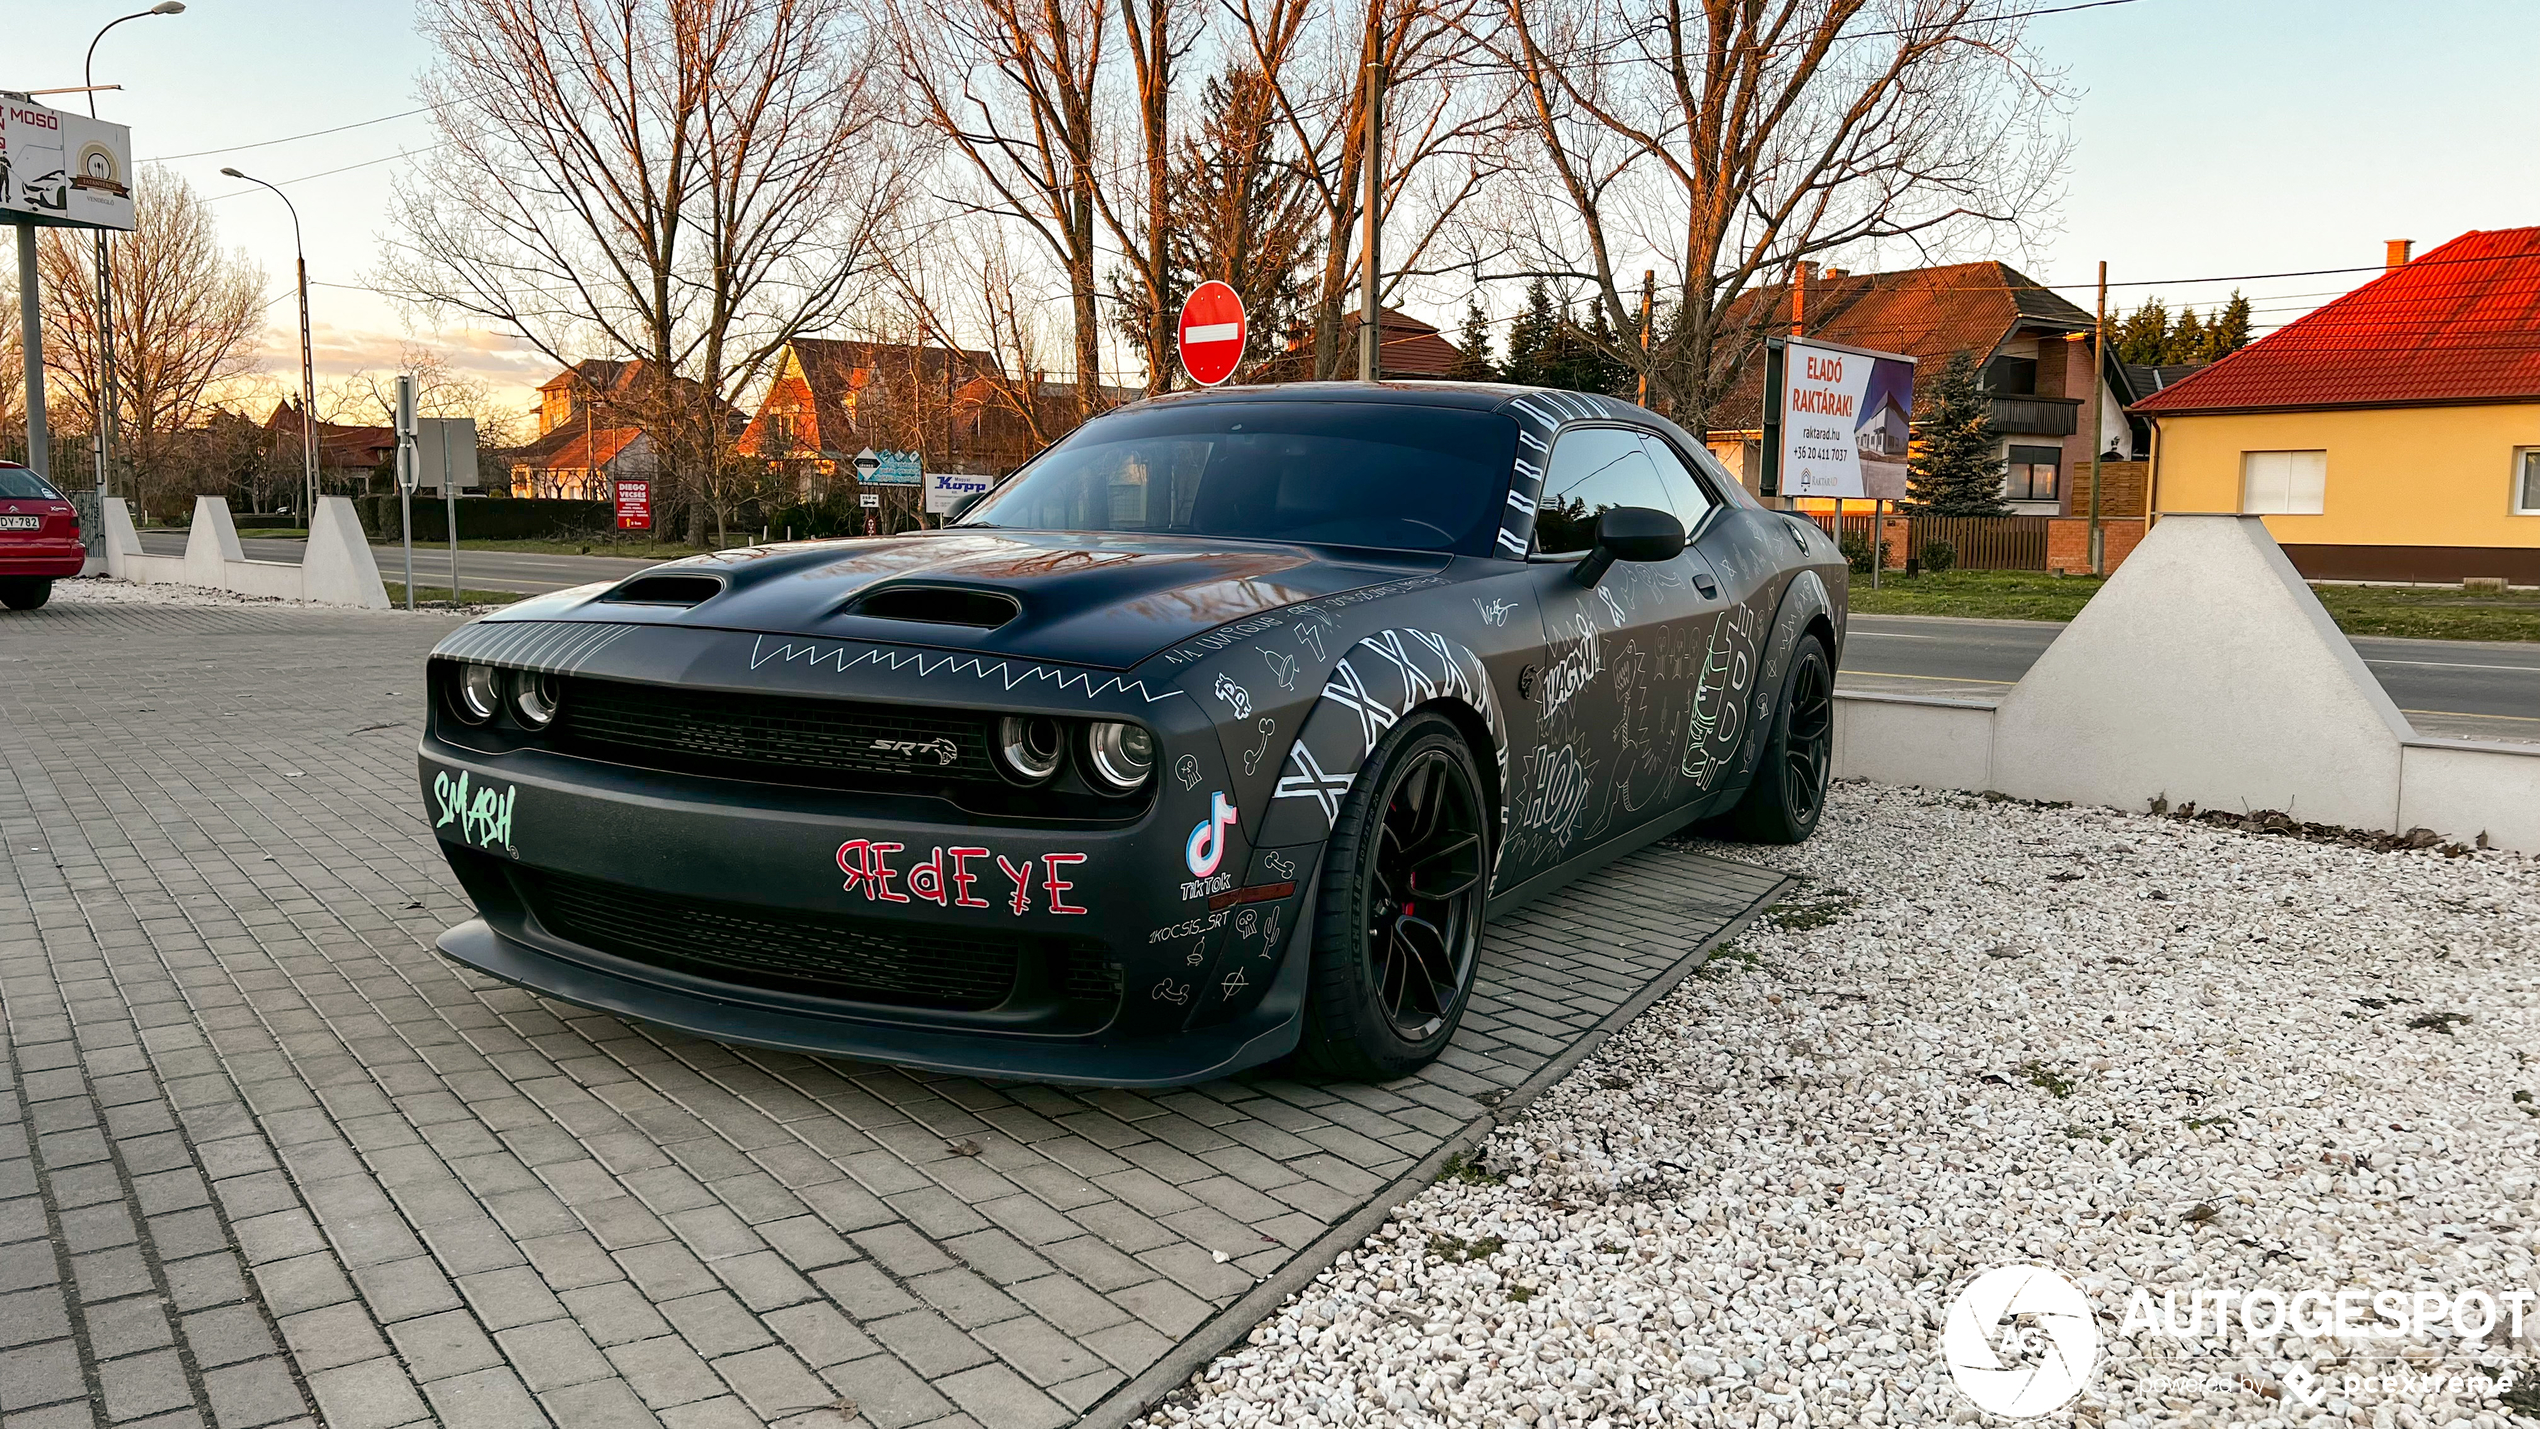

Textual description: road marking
[1847,630,1940,640]
[2365,658,2540,673]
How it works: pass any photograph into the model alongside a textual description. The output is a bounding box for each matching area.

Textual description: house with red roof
[1706,260,2140,515]
[2134,230,2540,584]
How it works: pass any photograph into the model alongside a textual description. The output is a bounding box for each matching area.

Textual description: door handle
[1692,572,1719,599]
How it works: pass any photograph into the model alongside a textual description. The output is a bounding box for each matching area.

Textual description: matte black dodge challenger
[419,383,1846,1087]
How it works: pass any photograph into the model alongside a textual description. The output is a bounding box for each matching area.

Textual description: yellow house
[2135,230,2540,584]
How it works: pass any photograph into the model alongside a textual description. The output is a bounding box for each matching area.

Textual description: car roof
[1119,380,1717,458]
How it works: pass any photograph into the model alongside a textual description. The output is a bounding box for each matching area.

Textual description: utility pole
[222,168,316,524]
[1636,270,1655,407]
[1357,42,1386,383]
[2089,259,2107,576]
[16,226,46,481]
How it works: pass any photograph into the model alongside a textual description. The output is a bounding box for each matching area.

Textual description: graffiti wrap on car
[751,636,1175,703]
[432,770,517,854]
[1258,626,1504,846]
[839,840,1086,914]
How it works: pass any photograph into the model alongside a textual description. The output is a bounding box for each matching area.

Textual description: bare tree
[1224,0,1506,379]
[382,0,902,541]
[888,0,1115,417]
[35,166,267,517]
[1489,0,2070,430]
[324,340,534,453]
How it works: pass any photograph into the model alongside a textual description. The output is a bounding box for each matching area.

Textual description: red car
[0,462,85,610]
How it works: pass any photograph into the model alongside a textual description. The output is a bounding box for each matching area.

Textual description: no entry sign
[1178,281,1247,387]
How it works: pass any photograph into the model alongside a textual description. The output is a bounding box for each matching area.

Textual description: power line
[142,107,434,163]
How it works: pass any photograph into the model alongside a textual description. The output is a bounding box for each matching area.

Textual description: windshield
[0,468,62,501]
[955,402,1518,555]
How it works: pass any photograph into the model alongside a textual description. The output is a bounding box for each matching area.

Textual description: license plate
[0,515,41,531]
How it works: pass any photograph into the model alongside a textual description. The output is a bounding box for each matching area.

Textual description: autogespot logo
[1943,1265,2101,1416]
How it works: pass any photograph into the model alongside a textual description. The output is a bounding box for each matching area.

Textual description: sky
[10,0,2537,419]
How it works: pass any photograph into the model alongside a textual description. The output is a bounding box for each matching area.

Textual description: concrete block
[183,496,246,589]
[2397,740,2540,853]
[1833,694,1995,790]
[1990,514,2408,829]
[304,497,390,609]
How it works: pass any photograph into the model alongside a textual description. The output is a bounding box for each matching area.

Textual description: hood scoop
[606,573,725,606]
[850,584,1021,630]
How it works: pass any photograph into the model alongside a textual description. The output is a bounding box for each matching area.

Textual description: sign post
[418,417,477,608]
[394,376,417,611]
[1177,281,1248,387]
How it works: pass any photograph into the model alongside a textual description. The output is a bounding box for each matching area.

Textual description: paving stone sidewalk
[0,602,1784,1429]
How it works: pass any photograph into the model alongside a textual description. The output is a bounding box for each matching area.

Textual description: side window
[1532,427,1673,556]
[1637,434,1717,533]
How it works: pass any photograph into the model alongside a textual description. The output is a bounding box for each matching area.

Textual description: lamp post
[221,167,317,525]
[84,4,184,506]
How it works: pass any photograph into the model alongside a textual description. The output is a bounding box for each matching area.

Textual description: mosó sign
[1178,281,1247,387]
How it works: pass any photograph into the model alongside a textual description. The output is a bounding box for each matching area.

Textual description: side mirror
[1573,506,1685,587]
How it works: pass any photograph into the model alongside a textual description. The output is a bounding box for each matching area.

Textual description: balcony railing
[1986,395,2081,437]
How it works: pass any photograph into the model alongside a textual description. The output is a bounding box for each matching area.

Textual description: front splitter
[432,916,1310,1089]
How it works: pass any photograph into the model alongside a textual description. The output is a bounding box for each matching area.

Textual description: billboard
[924,470,993,515]
[1,97,136,232]
[1772,337,1914,501]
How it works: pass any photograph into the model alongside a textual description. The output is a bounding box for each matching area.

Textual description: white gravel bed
[1144,782,2540,1429]
[45,576,498,614]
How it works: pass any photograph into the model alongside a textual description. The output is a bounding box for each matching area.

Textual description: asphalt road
[136,530,661,595]
[1844,613,2540,744]
[130,533,2540,741]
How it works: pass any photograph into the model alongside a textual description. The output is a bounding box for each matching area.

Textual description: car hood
[515,529,1452,670]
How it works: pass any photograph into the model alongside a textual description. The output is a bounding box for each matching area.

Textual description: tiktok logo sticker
[1181,791,1239,901]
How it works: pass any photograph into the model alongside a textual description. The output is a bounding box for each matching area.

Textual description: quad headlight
[513,671,560,729]
[451,663,502,724]
[994,715,1064,784]
[1084,720,1155,793]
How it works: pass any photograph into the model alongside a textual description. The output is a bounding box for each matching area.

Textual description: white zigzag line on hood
[748,637,1175,702]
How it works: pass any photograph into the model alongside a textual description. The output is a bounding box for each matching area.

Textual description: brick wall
[2047,516,2147,575]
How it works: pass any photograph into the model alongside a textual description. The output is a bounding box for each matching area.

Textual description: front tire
[1293,712,1490,1080]
[0,579,52,611]
[1728,632,1834,844]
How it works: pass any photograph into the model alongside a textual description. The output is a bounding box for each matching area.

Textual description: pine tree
[1901,350,2008,516]
[2113,297,2171,366]
[1502,279,1560,388]
[2203,290,2252,359]
[2165,308,2207,365]
[1449,298,1497,381]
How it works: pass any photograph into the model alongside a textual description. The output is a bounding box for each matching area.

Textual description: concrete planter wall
[102,496,389,609]
[1832,513,2540,853]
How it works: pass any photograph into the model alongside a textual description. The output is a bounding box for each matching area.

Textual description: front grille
[556,677,999,789]
[521,868,1112,1012]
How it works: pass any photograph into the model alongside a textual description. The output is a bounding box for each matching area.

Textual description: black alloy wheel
[1730,633,1835,844]
[1295,712,1489,1079]
[1365,745,1486,1040]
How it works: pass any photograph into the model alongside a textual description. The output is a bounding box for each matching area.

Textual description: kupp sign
[1178,281,1247,387]
[1771,337,1915,501]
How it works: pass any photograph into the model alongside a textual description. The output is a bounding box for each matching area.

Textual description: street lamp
[84,4,185,506]
[222,167,317,526]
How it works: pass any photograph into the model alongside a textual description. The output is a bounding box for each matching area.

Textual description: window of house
[2516,448,2540,515]
[2006,445,2061,503]
[2242,450,2327,515]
